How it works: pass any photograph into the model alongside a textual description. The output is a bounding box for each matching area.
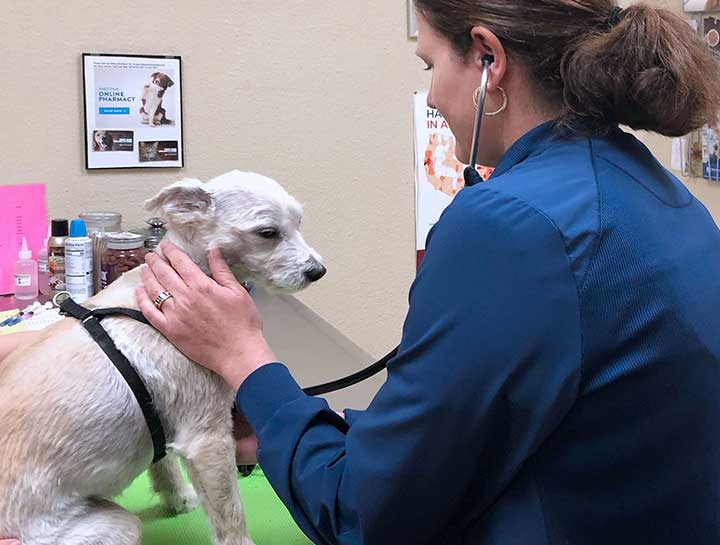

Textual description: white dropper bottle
[14,236,38,301]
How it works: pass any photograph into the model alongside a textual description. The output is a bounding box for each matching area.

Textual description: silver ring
[153,290,174,309]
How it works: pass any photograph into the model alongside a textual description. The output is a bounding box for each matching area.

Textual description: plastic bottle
[48,219,69,297]
[14,236,38,300]
[37,226,50,296]
[65,219,94,303]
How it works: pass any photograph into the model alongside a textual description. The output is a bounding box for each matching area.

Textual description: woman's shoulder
[450,141,601,289]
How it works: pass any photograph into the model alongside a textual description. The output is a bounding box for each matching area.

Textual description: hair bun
[561,5,720,136]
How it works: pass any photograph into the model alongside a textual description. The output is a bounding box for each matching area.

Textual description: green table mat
[115,467,312,545]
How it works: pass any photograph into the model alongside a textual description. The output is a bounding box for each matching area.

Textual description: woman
[135,3,720,544]
[5,2,720,544]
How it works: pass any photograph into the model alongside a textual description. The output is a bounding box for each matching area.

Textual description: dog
[0,170,326,545]
[93,130,114,151]
[140,72,174,127]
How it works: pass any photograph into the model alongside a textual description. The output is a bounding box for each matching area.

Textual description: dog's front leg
[184,434,255,545]
[145,97,159,127]
[140,87,150,124]
[149,454,199,514]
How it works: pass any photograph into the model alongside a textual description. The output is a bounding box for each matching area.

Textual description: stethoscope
[463,54,495,187]
[302,55,498,397]
[241,58,499,474]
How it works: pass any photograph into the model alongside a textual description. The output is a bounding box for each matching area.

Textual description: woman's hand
[136,241,277,391]
[233,410,259,465]
[0,539,20,545]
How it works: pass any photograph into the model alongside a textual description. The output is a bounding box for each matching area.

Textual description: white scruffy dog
[0,171,326,545]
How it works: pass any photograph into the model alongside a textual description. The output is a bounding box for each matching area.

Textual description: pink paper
[0,184,48,295]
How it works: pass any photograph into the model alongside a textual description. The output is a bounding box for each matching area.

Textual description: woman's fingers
[209,249,245,294]
[139,265,176,310]
[235,434,259,465]
[136,286,169,332]
[161,241,212,290]
[144,251,190,297]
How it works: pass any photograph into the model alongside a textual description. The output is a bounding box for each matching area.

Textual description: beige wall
[1,1,717,358]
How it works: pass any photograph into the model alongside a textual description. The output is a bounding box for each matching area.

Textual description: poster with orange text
[413,91,493,268]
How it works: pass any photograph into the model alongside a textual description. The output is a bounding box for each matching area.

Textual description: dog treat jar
[100,232,147,289]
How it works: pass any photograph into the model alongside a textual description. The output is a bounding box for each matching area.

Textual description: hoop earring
[473,86,508,116]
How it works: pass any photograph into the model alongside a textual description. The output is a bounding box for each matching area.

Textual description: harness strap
[92,307,150,324]
[59,298,166,463]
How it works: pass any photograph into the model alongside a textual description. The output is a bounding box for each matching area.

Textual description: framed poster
[82,53,184,170]
[703,14,720,53]
[413,91,493,268]
[684,0,720,12]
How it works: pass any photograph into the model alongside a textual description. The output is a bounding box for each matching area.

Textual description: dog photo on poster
[83,53,183,170]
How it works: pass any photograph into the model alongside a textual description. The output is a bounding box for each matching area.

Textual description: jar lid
[146,217,167,229]
[106,232,145,250]
[80,211,122,222]
[51,218,69,237]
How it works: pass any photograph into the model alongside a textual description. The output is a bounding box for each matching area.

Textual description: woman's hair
[413,0,720,137]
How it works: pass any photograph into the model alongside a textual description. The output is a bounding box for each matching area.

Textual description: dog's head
[150,72,174,90]
[145,170,326,292]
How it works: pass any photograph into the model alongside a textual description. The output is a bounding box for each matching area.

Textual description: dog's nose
[305,264,327,282]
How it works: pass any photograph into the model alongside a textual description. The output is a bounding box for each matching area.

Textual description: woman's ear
[468,26,507,91]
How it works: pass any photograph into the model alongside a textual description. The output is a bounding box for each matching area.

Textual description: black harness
[59,297,167,463]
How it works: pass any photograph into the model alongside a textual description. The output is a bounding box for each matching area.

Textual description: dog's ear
[165,75,174,88]
[145,178,214,225]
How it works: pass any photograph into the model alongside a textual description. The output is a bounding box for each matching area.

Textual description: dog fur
[0,170,326,545]
[140,72,174,127]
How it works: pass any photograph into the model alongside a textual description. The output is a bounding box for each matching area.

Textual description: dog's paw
[163,484,200,514]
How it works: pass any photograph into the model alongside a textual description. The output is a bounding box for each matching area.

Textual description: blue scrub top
[237,121,720,545]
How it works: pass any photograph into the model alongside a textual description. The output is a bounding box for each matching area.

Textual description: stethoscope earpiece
[464,55,495,187]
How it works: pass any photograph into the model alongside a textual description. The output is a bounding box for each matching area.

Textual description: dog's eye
[257,228,280,240]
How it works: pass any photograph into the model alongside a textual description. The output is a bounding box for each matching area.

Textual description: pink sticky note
[0,184,48,295]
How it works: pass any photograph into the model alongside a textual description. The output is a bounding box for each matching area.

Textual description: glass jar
[79,211,122,294]
[130,217,167,252]
[100,232,147,289]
